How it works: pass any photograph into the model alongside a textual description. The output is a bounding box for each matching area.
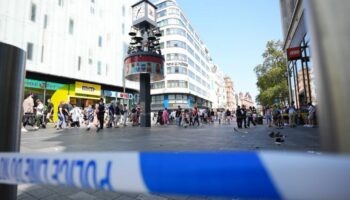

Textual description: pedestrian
[193,106,200,126]
[307,102,316,127]
[288,101,297,128]
[46,98,54,123]
[56,101,66,130]
[70,104,81,127]
[85,105,94,131]
[63,100,71,128]
[236,106,242,128]
[226,109,231,125]
[210,109,215,124]
[162,108,169,125]
[264,105,272,127]
[107,102,115,128]
[115,102,121,128]
[96,98,105,132]
[241,105,247,128]
[247,106,256,128]
[176,106,182,126]
[131,106,138,126]
[122,104,128,126]
[22,93,36,132]
[35,99,45,128]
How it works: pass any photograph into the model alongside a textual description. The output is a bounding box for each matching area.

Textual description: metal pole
[305,0,350,153]
[0,42,26,199]
[139,73,151,127]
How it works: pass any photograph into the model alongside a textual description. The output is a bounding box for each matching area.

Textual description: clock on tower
[132,0,157,28]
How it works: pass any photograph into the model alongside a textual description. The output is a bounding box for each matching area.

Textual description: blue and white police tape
[0,151,350,200]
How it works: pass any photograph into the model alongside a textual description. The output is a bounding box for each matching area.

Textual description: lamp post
[124,0,164,127]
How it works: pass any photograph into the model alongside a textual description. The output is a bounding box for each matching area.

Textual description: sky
[175,0,283,102]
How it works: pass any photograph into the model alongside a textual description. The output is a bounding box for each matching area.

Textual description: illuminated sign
[75,81,101,96]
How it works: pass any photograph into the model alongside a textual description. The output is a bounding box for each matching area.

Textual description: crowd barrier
[0,151,349,199]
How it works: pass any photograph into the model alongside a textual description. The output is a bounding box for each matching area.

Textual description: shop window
[27,43,34,60]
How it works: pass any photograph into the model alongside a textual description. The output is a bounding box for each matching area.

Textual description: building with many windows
[0,0,138,116]
[151,0,214,111]
[224,76,236,111]
[280,0,317,108]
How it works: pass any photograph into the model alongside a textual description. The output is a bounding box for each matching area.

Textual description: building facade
[0,0,138,116]
[224,76,236,111]
[238,92,254,108]
[210,65,227,110]
[280,0,317,109]
[151,0,214,111]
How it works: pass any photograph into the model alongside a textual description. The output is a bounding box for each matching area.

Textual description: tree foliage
[254,40,288,106]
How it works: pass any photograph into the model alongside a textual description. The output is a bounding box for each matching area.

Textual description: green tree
[254,40,288,106]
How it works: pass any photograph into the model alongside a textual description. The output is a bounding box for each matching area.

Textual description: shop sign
[287,47,302,61]
[124,55,164,82]
[103,90,117,98]
[25,79,45,89]
[46,82,64,91]
[166,62,188,67]
[117,92,130,99]
[75,81,101,96]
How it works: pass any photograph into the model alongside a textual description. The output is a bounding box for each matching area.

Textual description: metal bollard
[305,1,350,153]
[0,42,26,199]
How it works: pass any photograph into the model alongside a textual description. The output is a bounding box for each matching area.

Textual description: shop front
[24,79,65,104]
[71,81,101,108]
[103,90,135,109]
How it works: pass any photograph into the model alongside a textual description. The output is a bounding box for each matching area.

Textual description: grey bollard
[0,42,26,199]
[305,1,350,153]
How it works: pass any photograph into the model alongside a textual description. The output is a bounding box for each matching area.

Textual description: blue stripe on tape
[140,152,281,199]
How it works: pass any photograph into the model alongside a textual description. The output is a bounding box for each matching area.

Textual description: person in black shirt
[97,98,105,132]
[236,106,242,128]
[175,106,182,126]
[242,105,247,128]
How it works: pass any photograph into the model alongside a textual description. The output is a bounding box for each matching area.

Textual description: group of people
[264,101,317,128]
[21,94,140,133]
[235,105,258,129]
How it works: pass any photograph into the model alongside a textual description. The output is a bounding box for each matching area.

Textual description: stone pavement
[17,123,320,200]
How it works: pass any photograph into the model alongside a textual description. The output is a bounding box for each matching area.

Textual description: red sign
[287,47,302,60]
[117,92,129,99]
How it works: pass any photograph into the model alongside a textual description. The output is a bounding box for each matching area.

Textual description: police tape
[0,152,350,199]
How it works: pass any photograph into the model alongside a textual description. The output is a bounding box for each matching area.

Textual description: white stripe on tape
[259,152,350,200]
[0,153,148,193]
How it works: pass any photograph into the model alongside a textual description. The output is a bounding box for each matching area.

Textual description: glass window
[122,5,125,17]
[98,36,102,47]
[27,43,34,60]
[97,61,101,75]
[188,70,195,79]
[168,8,180,16]
[151,81,165,89]
[187,34,194,45]
[78,56,81,71]
[157,10,167,18]
[43,15,48,28]
[187,46,194,56]
[167,40,186,49]
[188,58,194,67]
[167,80,188,88]
[166,53,187,61]
[58,0,64,7]
[40,45,44,62]
[30,3,36,22]
[166,28,186,37]
[195,53,200,62]
[69,19,74,34]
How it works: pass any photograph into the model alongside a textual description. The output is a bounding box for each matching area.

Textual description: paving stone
[17,193,37,200]
[136,194,168,200]
[92,191,122,200]
[69,191,97,200]
[115,195,137,200]
[44,193,72,200]
[25,187,53,199]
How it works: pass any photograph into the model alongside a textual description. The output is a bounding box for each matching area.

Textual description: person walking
[46,98,54,123]
[56,101,66,130]
[193,106,200,126]
[288,101,297,128]
[22,93,35,132]
[85,105,94,131]
[247,107,256,128]
[122,104,128,127]
[162,108,169,125]
[35,99,45,128]
[176,106,182,126]
[96,98,105,132]
[265,105,272,128]
[115,102,121,128]
[70,104,81,127]
[226,109,231,125]
[307,102,316,127]
[236,106,242,128]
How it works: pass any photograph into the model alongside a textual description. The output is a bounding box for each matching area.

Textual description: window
[98,36,102,47]
[58,0,64,7]
[188,58,194,67]
[30,3,36,22]
[106,64,108,76]
[167,40,186,49]
[157,10,167,18]
[40,46,44,62]
[89,58,93,65]
[27,43,34,60]
[152,95,164,104]
[187,46,194,56]
[166,28,186,37]
[168,8,180,16]
[166,53,187,61]
[167,80,188,88]
[122,5,125,17]
[78,56,81,71]
[97,61,101,75]
[167,66,187,75]
[69,19,74,34]
[122,23,125,34]
[188,70,195,79]
[43,15,48,28]
[151,81,165,89]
